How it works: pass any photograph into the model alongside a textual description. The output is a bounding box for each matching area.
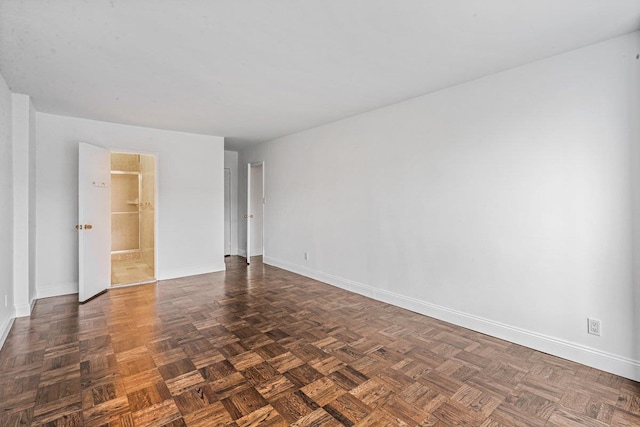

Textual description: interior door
[246,163,251,264]
[78,142,111,302]
[250,164,264,256]
[224,168,231,256]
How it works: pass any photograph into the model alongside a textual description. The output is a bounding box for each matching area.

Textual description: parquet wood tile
[1,256,639,426]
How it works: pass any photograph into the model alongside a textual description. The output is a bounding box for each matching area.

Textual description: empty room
[1,1,640,426]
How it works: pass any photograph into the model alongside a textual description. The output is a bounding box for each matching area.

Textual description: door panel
[246,164,251,264]
[224,168,231,256]
[250,165,263,256]
[78,142,111,302]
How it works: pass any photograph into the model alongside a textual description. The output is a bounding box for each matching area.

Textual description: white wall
[28,99,37,311]
[224,150,239,255]
[36,113,225,297]
[240,32,640,380]
[0,71,14,346]
[12,94,37,317]
[631,31,640,388]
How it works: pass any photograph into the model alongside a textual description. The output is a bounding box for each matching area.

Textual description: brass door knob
[84,224,93,230]
[75,224,83,230]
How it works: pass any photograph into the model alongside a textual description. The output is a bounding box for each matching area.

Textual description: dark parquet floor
[1,256,639,426]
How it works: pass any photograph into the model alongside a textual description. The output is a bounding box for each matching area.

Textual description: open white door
[224,168,231,256]
[246,163,251,264]
[78,142,111,302]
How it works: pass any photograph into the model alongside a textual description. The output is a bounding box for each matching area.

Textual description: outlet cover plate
[587,318,601,336]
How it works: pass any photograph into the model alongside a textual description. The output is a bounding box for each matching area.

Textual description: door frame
[246,161,265,264]
[110,148,159,283]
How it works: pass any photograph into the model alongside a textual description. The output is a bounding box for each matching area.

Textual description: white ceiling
[1,1,639,150]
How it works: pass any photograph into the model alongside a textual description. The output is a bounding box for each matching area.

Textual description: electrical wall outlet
[304,252,309,261]
[587,318,601,336]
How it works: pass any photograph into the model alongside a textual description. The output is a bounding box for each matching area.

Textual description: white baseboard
[0,308,16,350]
[263,256,640,382]
[15,298,36,318]
[236,250,263,259]
[37,282,79,299]
[158,263,226,281]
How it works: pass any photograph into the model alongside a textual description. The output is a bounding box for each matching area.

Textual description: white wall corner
[11,93,32,320]
[14,302,32,317]
[263,256,640,383]
[15,297,37,317]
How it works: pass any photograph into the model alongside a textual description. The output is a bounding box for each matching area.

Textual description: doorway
[246,162,264,264]
[110,152,156,286]
[224,168,232,256]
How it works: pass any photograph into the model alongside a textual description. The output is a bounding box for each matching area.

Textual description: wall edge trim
[0,308,16,351]
[158,264,225,281]
[37,283,79,299]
